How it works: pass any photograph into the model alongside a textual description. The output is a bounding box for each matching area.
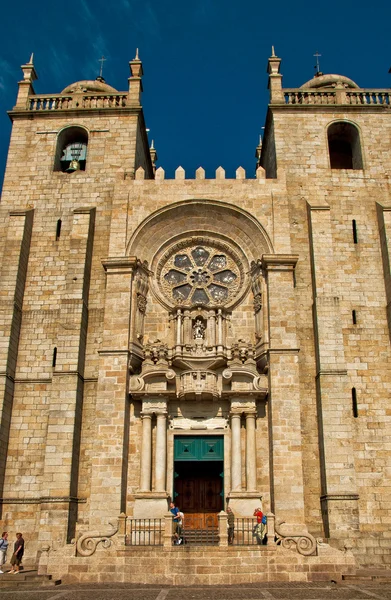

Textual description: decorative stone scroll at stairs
[37,516,358,585]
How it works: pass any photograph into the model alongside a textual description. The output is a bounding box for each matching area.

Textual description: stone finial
[195,167,205,180]
[256,165,266,180]
[236,166,245,180]
[216,166,225,180]
[128,51,144,106]
[21,54,37,81]
[135,166,145,180]
[175,166,185,180]
[15,54,38,109]
[155,166,165,180]
[149,140,158,175]
[255,136,262,167]
[267,47,284,104]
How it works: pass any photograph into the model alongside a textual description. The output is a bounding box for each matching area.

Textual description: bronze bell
[66,159,80,173]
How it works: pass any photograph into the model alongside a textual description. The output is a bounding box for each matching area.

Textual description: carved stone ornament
[253,293,262,313]
[137,293,147,313]
[76,520,118,557]
[275,519,317,556]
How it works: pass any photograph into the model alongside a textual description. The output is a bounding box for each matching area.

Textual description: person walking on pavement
[9,533,24,574]
[0,532,9,573]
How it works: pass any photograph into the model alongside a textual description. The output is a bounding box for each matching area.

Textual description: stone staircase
[181,528,219,546]
[343,569,391,583]
[0,569,61,588]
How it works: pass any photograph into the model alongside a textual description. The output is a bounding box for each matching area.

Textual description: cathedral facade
[0,50,390,581]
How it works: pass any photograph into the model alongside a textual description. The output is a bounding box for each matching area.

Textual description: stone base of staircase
[342,569,391,583]
[0,569,61,588]
[41,542,357,586]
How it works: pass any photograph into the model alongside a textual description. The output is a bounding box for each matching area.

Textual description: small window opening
[55,219,62,241]
[352,219,358,244]
[328,122,363,170]
[352,387,358,418]
[54,126,88,173]
[52,347,57,368]
[352,310,357,325]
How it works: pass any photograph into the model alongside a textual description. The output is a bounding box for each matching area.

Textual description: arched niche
[327,121,363,170]
[54,125,88,173]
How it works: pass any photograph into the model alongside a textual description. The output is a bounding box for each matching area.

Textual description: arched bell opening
[327,121,363,170]
[54,126,88,173]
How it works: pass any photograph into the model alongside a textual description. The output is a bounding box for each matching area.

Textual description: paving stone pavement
[2,583,391,600]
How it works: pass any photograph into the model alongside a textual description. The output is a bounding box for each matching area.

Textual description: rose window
[159,243,243,307]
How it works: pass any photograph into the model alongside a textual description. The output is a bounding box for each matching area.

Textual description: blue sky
[0,0,390,188]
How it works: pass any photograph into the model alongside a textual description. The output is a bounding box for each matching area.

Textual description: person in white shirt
[0,532,9,573]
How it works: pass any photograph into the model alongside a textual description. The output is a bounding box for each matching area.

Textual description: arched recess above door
[126,199,274,267]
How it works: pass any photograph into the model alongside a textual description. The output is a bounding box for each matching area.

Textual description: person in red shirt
[253,508,266,544]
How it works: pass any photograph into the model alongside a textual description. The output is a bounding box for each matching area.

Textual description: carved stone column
[155,412,167,492]
[139,413,152,492]
[245,412,257,492]
[230,412,242,491]
[134,398,169,518]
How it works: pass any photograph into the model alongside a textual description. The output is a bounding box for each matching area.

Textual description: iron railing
[125,518,164,546]
[231,518,266,546]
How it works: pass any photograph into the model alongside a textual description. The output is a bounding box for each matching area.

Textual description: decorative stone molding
[169,415,228,430]
[76,520,118,557]
[141,398,168,414]
[129,368,175,394]
[275,520,317,556]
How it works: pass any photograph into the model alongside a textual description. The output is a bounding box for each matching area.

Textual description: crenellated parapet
[136,165,266,181]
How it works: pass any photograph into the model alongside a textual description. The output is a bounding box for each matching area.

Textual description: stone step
[180,529,219,546]
[0,569,61,588]
[343,569,391,582]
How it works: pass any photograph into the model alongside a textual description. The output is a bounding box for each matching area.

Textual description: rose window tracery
[158,241,244,308]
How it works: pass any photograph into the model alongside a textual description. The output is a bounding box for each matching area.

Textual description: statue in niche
[193,319,205,340]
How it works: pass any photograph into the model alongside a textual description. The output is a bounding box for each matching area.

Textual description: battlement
[135,165,266,181]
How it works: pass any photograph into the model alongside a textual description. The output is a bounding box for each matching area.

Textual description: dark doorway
[174,461,223,529]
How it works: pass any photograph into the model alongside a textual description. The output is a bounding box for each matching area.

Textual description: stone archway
[127,198,274,264]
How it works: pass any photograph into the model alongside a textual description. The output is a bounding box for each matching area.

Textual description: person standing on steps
[9,533,24,574]
[253,508,266,545]
[0,532,9,573]
[227,507,235,545]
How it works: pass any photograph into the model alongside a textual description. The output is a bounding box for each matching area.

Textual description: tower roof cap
[300,73,359,89]
[61,79,118,94]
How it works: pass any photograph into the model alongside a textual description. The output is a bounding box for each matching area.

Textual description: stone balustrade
[283,88,390,106]
[26,89,390,112]
[27,93,128,111]
[346,90,390,105]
